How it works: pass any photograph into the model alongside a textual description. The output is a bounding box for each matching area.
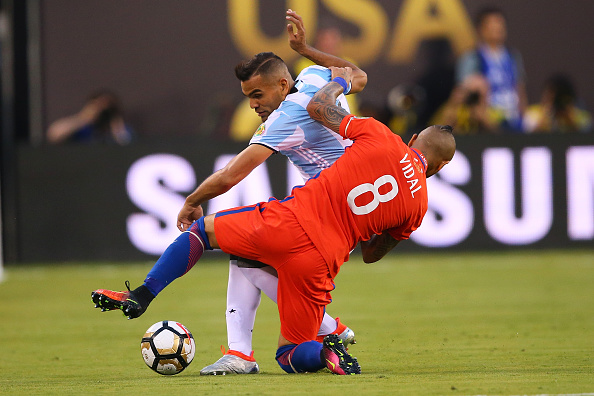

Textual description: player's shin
[143,217,213,297]
[226,262,262,355]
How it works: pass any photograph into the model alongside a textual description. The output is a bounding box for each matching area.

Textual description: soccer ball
[140,320,196,375]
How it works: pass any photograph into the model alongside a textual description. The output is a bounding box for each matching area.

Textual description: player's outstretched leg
[92,217,212,319]
[322,334,361,375]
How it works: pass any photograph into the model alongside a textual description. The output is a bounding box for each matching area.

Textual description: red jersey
[284,115,428,276]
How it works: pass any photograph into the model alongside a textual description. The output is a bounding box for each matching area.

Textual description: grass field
[1,250,593,395]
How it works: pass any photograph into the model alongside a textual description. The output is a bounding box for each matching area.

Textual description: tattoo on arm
[307,82,350,133]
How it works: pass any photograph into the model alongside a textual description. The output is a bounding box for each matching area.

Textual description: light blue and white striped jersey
[249,65,353,180]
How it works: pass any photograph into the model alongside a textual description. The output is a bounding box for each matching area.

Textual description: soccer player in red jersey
[210,69,455,374]
[210,67,453,373]
[94,67,455,375]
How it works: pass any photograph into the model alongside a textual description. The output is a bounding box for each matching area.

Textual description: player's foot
[91,281,148,319]
[335,317,357,347]
[322,334,361,375]
[200,350,260,375]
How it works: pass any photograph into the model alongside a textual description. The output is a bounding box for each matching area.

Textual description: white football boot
[200,351,260,375]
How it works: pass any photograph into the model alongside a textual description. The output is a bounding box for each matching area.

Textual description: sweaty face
[241,74,287,122]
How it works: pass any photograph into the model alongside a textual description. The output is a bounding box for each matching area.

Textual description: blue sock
[275,341,324,373]
[143,217,212,296]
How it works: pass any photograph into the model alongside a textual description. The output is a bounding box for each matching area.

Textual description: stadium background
[1,0,593,263]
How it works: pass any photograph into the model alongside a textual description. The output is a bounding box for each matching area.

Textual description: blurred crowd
[46,6,591,145]
[377,6,592,137]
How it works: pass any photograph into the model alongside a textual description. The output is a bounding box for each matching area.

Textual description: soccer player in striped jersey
[92,10,367,375]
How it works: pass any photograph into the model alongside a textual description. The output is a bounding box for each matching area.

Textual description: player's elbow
[215,168,243,192]
[306,100,319,119]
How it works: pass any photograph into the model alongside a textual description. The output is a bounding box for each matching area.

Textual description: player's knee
[275,341,324,373]
[188,217,212,250]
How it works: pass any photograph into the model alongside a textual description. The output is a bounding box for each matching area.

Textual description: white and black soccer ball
[141,320,196,375]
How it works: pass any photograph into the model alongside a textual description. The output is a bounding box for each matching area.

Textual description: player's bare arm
[177,144,273,231]
[360,233,400,263]
[286,9,367,94]
[306,69,352,133]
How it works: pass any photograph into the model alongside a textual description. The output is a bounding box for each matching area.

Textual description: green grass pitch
[1,250,593,395]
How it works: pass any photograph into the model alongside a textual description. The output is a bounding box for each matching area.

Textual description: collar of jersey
[410,148,427,172]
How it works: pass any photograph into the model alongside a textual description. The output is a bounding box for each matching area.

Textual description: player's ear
[407,133,418,147]
[279,78,290,94]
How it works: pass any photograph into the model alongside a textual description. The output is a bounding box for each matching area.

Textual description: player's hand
[329,66,353,87]
[286,9,307,53]
[177,203,204,232]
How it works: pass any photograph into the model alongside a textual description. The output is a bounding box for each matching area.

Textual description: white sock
[239,265,279,302]
[318,313,338,336]
[226,261,261,355]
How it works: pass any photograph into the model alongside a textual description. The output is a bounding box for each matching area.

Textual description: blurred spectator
[47,90,133,145]
[387,39,456,136]
[523,74,592,133]
[414,39,457,129]
[386,83,425,136]
[431,74,504,134]
[456,6,527,132]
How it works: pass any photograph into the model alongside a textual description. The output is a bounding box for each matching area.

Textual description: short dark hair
[475,6,505,28]
[433,125,456,162]
[234,52,287,81]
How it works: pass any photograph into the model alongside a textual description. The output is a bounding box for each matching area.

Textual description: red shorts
[214,200,335,344]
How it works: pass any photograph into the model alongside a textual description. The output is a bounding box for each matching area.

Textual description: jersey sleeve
[296,65,332,89]
[248,105,305,152]
[339,115,385,141]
